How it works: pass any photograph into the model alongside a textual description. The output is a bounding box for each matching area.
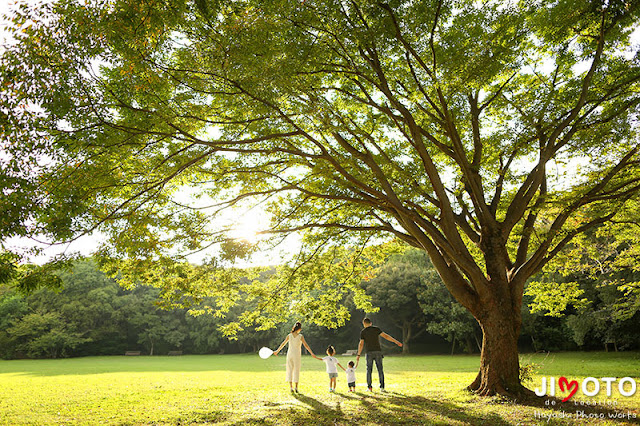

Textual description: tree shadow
[293,392,345,416]
[170,409,229,424]
[361,392,512,425]
[228,387,640,425]
[228,390,513,425]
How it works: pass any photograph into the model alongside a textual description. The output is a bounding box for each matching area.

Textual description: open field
[1,352,639,425]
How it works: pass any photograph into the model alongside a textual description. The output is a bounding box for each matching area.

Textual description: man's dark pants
[365,351,384,389]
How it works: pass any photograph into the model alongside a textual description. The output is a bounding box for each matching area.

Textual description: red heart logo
[559,376,578,402]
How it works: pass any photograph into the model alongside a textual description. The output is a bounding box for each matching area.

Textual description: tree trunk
[468,306,524,396]
[402,321,411,354]
[464,336,474,354]
[422,232,532,398]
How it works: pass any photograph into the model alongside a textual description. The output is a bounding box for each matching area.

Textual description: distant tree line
[522,225,640,353]
[1,245,639,360]
[363,247,640,355]
[0,260,280,359]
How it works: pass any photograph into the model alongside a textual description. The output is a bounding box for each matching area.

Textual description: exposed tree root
[467,373,537,401]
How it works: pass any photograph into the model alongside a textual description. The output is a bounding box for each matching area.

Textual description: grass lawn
[0,352,639,425]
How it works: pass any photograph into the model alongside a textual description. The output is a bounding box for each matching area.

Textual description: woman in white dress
[273,322,317,393]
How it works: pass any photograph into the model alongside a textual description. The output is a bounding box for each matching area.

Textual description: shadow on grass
[171,409,229,424]
[226,391,512,425]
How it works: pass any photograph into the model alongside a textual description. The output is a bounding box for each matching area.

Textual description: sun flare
[232,222,261,244]
[228,209,267,244]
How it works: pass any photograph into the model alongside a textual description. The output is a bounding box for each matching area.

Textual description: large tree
[2,0,640,396]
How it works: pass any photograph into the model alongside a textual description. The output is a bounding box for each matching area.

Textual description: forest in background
[2,246,639,360]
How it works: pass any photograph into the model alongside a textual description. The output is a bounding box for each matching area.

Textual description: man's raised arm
[380,332,403,347]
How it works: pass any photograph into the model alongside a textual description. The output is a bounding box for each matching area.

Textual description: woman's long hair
[291,322,302,333]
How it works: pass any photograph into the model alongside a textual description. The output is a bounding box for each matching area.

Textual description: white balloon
[259,347,274,359]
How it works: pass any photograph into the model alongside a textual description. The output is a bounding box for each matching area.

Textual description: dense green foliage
[2,253,639,361]
[419,272,479,354]
[362,248,479,354]
[524,222,640,351]
[362,249,430,353]
[0,260,284,359]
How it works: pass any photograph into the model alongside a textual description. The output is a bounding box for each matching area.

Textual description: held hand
[397,342,403,347]
[274,350,279,356]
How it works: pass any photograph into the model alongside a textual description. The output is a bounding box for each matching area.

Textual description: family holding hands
[273,318,403,393]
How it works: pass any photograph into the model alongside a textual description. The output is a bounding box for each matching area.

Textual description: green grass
[0,352,639,425]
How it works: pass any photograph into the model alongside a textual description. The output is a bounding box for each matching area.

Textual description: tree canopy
[2,0,640,396]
